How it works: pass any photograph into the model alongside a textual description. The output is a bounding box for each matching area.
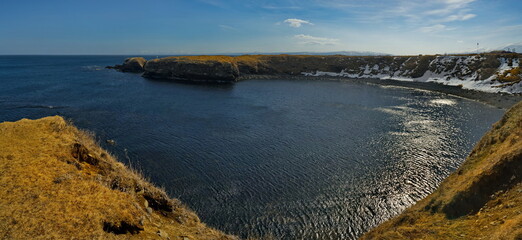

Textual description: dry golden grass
[360,101,522,240]
[497,67,521,84]
[144,53,520,80]
[150,52,521,63]
[0,116,235,240]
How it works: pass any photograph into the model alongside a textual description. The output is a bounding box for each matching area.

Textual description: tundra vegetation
[361,101,522,240]
[0,116,235,239]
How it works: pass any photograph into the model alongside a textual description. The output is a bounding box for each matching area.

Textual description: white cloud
[294,34,339,45]
[284,18,313,28]
[442,0,475,7]
[418,1,477,32]
[442,13,476,22]
[419,0,477,24]
[426,0,476,15]
[419,24,449,33]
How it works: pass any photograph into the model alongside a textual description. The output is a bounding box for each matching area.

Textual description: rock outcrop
[360,100,522,240]
[107,57,147,73]
[2,103,520,240]
[110,53,522,93]
[0,116,235,239]
[142,57,239,82]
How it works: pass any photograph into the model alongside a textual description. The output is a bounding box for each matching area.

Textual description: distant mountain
[497,42,522,53]
[227,51,390,56]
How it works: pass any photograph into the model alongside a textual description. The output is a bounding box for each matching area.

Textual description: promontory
[109,52,522,94]
[0,116,236,239]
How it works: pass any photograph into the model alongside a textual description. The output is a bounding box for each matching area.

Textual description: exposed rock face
[295,54,521,93]
[110,53,522,92]
[143,58,239,82]
[107,57,147,72]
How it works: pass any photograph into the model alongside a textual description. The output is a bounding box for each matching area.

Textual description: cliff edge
[360,100,522,240]
[111,53,522,93]
[143,56,239,82]
[107,57,147,73]
[0,116,235,239]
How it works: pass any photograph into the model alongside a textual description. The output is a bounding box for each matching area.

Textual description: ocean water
[0,56,505,239]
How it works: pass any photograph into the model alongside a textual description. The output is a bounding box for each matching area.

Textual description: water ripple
[0,57,504,240]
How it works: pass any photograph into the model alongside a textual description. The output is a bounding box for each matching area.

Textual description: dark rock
[110,53,522,89]
[107,57,147,73]
[71,143,99,165]
[143,190,174,213]
[143,59,239,82]
[103,221,143,235]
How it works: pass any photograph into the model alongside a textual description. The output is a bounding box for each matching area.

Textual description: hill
[360,101,522,239]
[0,116,235,239]
[111,53,522,94]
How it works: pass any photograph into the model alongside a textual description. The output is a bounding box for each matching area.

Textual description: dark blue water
[0,56,504,239]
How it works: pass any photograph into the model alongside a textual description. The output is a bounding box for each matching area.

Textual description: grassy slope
[2,106,520,240]
[148,53,521,81]
[360,101,522,240]
[151,53,520,64]
[0,116,235,240]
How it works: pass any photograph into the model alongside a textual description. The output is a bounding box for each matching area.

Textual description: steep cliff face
[303,54,521,93]
[360,101,522,240]
[0,116,235,239]
[143,57,239,82]
[119,53,521,93]
[107,57,147,72]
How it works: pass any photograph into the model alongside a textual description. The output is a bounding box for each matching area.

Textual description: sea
[0,55,505,239]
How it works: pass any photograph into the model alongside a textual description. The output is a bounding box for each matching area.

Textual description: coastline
[2,104,519,239]
[2,61,519,238]
[0,116,235,239]
[360,100,522,239]
[239,74,522,109]
[115,53,522,95]
[110,53,521,108]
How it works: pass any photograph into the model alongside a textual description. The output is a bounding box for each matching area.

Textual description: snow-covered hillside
[303,54,522,93]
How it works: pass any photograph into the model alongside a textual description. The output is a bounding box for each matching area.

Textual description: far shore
[240,74,522,109]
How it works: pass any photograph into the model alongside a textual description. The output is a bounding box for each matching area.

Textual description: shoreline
[361,100,522,239]
[0,116,235,239]
[239,74,522,109]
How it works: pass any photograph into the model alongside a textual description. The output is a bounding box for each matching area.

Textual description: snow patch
[301,55,522,94]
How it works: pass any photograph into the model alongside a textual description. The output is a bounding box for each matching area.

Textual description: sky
[1,0,521,55]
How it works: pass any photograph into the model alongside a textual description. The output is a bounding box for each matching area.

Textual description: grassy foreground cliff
[1,108,521,239]
[361,101,522,240]
[0,116,235,239]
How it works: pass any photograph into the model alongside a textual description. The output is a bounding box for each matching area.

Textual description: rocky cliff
[0,116,235,239]
[107,57,147,73]
[142,57,239,82]
[360,100,522,240]
[113,53,522,93]
[1,105,520,240]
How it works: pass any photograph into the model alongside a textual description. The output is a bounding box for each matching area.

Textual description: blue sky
[1,0,521,55]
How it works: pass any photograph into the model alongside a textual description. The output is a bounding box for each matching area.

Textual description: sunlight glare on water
[0,56,505,239]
